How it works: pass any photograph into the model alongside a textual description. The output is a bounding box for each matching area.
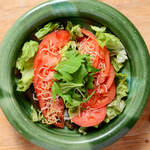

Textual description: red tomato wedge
[104,64,115,89]
[33,55,61,86]
[81,28,97,40]
[91,82,116,108]
[97,46,110,84]
[79,29,102,69]
[39,30,70,53]
[71,106,106,127]
[95,64,115,94]
[33,30,70,128]
[83,82,116,109]
[34,30,70,71]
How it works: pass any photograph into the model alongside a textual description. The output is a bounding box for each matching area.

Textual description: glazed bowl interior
[0,0,149,150]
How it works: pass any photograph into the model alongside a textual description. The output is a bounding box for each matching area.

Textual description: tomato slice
[79,30,110,82]
[71,106,106,127]
[83,82,116,109]
[34,30,70,71]
[97,46,110,84]
[95,64,115,94]
[79,29,102,69]
[104,64,115,89]
[39,30,70,53]
[81,28,97,40]
[33,30,70,128]
[91,82,116,108]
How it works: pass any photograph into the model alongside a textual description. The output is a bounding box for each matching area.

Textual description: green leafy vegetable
[16,59,34,91]
[98,33,124,50]
[55,55,82,74]
[115,73,128,99]
[105,98,126,123]
[111,57,124,72]
[54,71,73,82]
[66,21,73,31]
[78,127,87,135]
[66,21,83,40]
[30,106,46,122]
[16,40,39,70]
[86,90,95,101]
[91,25,128,73]
[51,82,61,102]
[60,41,77,56]
[52,43,98,109]
[35,22,60,40]
[91,26,124,50]
[30,105,39,122]
[16,40,39,91]
[91,25,106,33]
[60,82,83,94]
[110,50,127,72]
[85,73,95,89]
[105,73,128,123]
[116,50,128,63]
[72,64,88,83]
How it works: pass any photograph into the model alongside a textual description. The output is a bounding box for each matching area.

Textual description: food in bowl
[15,21,128,134]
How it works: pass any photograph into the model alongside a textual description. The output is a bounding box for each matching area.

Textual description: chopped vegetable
[115,73,128,99]
[91,26,124,50]
[35,22,60,40]
[111,57,124,72]
[105,73,128,122]
[91,25,106,33]
[52,46,99,108]
[78,127,87,135]
[116,50,128,63]
[33,30,70,128]
[66,21,83,40]
[71,107,106,127]
[16,40,39,91]
[30,105,39,122]
[105,98,126,123]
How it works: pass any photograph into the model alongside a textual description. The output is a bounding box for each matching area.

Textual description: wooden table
[0,0,150,150]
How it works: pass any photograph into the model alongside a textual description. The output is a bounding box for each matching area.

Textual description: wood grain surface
[0,0,150,150]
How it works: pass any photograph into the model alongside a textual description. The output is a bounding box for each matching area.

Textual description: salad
[15,21,128,134]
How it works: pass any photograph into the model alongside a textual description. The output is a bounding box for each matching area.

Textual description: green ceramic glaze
[0,0,149,150]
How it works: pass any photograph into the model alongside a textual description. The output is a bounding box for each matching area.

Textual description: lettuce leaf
[116,50,128,63]
[16,59,34,91]
[35,22,60,40]
[30,105,40,122]
[16,40,39,70]
[91,25,106,33]
[105,98,126,123]
[30,105,46,123]
[66,21,83,40]
[16,40,39,91]
[91,25,124,50]
[111,57,124,72]
[97,33,124,50]
[105,73,128,123]
[91,26,128,73]
[115,73,128,99]
[60,41,77,56]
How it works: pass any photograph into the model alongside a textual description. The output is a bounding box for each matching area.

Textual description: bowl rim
[0,0,150,150]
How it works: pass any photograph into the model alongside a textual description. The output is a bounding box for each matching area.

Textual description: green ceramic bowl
[0,0,149,149]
